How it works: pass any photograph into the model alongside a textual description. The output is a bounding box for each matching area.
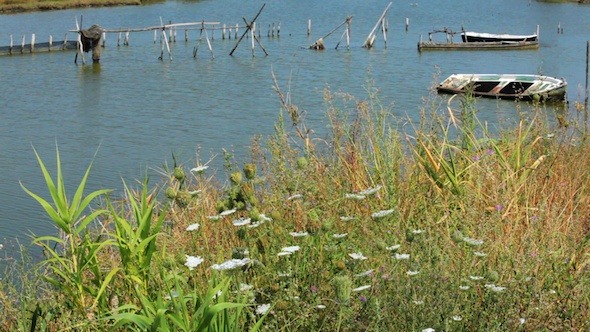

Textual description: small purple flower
[359,295,367,303]
[310,285,318,293]
[486,148,494,156]
[495,204,504,212]
[472,155,481,161]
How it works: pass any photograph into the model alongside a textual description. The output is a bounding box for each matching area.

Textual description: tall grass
[2,88,590,330]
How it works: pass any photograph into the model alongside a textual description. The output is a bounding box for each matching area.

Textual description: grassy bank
[0,0,142,13]
[1,84,590,331]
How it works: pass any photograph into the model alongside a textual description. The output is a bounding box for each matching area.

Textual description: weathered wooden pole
[230,3,266,56]
[49,35,53,51]
[307,19,311,36]
[235,24,239,39]
[223,24,226,39]
[363,2,392,48]
[9,35,13,54]
[124,31,130,45]
[21,35,25,54]
[406,18,409,31]
[31,33,35,52]
[101,32,106,47]
[310,16,352,50]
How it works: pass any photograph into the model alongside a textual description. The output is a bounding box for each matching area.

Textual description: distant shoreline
[0,0,142,14]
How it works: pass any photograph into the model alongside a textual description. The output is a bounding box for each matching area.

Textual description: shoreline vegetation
[1,80,590,330]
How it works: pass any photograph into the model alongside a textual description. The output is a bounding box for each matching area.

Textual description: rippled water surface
[1,0,589,252]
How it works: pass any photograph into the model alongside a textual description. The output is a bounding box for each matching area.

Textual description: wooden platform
[417,40,539,52]
[0,40,78,56]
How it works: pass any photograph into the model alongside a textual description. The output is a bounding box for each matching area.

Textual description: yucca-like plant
[20,146,117,317]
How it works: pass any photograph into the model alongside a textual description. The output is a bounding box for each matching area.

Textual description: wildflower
[211,258,251,271]
[359,295,367,303]
[371,209,394,219]
[459,285,470,290]
[247,222,263,228]
[406,270,420,276]
[484,284,506,292]
[239,283,253,291]
[413,300,424,305]
[259,214,272,222]
[278,271,291,277]
[495,204,504,212]
[310,285,318,293]
[386,244,401,251]
[281,246,300,253]
[463,237,484,246]
[165,290,179,300]
[219,209,236,216]
[186,223,200,231]
[474,251,487,257]
[349,252,368,260]
[519,318,526,325]
[184,255,204,270]
[188,190,201,196]
[290,231,309,237]
[232,217,251,226]
[277,251,293,256]
[332,233,348,238]
[452,315,463,321]
[412,229,425,234]
[352,285,371,292]
[345,193,366,200]
[422,328,435,332]
[340,216,355,221]
[287,194,303,201]
[354,269,374,277]
[316,304,326,309]
[190,165,209,174]
[359,185,382,195]
[394,253,410,260]
[207,215,222,220]
[256,303,271,315]
[469,275,484,281]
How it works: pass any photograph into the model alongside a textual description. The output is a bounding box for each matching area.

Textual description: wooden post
[307,19,311,36]
[102,32,106,47]
[49,35,53,51]
[277,22,280,37]
[118,32,122,46]
[406,17,409,31]
[381,20,387,48]
[585,41,589,127]
[31,33,35,52]
[185,29,189,42]
[125,31,130,45]
[223,24,226,39]
[9,35,13,54]
[153,30,157,43]
[251,22,256,56]
[363,2,392,48]
[230,4,266,56]
[62,33,68,50]
[235,24,239,39]
[21,34,25,53]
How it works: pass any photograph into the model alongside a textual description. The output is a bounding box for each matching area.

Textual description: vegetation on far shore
[1,77,590,331]
[0,0,144,14]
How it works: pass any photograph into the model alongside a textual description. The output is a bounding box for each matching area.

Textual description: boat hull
[436,74,567,102]
[461,32,538,43]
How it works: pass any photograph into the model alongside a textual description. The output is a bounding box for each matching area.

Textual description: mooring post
[49,35,53,51]
[21,34,25,53]
[62,33,67,50]
[406,17,410,31]
[223,24,226,39]
[102,32,106,47]
[9,35,13,55]
[277,22,280,37]
[307,19,311,36]
[30,34,35,52]
[235,24,239,39]
[125,31,130,45]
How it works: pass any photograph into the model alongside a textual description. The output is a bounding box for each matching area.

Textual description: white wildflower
[340,216,355,221]
[422,328,435,332]
[469,275,484,281]
[186,223,200,231]
[371,209,394,219]
[184,255,204,270]
[239,283,253,292]
[406,270,420,276]
[247,222,263,228]
[412,229,425,234]
[207,215,222,220]
[345,193,366,200]
[463,237,484,246]
[188,190,201,196]
[281,246,300,253]
[287,194,303,201]
[474,251,487,257]
[290,231,309,237]
[259,214,272,222]
[316,304,326,309]
[219,209,236,216]
[452,315,463,321]
[277,271,291,277]
[395,253,410,260]
[332,233,348,238]
[413,300,424,305]
[359,185,382,196]
[386,244,401,251]
[190,166,209,174]
[256,303,271,315]
[349,252,368,260]
[354,269,374,277]
[232,217,251,226]
[484,284,506,292]
[519,318,526,325]
[211,258,251,271]
[459,285,470,290]
[352,285,371,292]
[277,251,293,256]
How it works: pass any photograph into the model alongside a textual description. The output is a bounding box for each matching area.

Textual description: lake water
[1,0,589,255]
